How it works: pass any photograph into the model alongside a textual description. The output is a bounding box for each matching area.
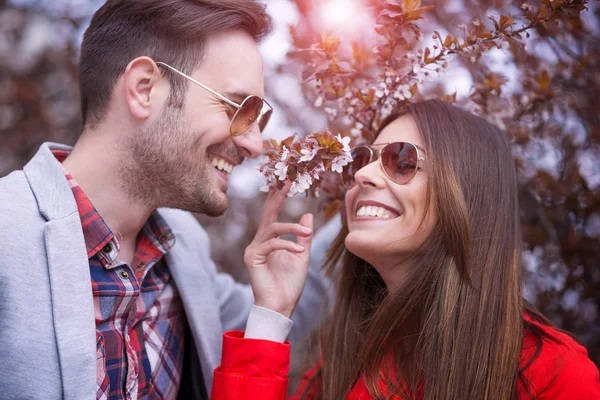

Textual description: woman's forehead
[373,114,425,149]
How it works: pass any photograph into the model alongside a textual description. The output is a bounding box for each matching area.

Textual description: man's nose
[232,123,263,159]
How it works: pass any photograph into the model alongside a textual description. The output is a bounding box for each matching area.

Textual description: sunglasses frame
[155,61,273,136]
[344,141,429,186]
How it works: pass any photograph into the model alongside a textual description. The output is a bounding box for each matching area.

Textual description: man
[0,1,328,399]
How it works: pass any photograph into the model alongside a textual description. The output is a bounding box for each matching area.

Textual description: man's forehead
[196,30,265,98]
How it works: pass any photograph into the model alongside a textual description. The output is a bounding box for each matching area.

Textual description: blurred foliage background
[0,0,598,368]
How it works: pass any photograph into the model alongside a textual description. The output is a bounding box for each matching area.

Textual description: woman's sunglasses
[342,142,429,186]
[156,62,273,136]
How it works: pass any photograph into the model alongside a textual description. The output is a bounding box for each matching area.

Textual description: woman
[212,100,600,399]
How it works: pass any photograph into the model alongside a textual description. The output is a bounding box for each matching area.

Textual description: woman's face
[345,114,438,275]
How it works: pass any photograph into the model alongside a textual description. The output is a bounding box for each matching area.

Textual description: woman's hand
[244,184,313,319]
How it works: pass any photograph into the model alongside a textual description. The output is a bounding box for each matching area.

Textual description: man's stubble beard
[120,105,229,216]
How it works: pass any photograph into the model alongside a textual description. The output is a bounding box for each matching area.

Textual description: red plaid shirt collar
[52,149,175,267]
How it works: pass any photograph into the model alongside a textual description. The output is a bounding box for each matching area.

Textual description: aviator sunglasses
[156,62,273,136]
[343,142,429,186]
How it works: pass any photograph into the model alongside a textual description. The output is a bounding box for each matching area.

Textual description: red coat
[212,317,600,399]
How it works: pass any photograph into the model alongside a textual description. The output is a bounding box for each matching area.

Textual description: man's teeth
[211,157,233,174]
[356,205,398,219]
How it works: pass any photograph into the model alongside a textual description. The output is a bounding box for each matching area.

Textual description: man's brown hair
[79,0,273,127]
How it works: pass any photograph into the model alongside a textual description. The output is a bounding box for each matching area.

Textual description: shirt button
[159,234,168,243]
[136,262,145,270]
[103,243,112,253]
[119,271,129,279]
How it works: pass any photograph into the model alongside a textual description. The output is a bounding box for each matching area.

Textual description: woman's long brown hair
[304,100,543,400]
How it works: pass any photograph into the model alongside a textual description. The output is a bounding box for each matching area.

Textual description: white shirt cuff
[244,305,293,343]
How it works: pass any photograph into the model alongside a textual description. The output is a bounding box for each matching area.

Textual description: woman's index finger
[259,182,292,229]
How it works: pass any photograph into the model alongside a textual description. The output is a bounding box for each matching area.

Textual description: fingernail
[301,227,313,235]
[295,244,305,251]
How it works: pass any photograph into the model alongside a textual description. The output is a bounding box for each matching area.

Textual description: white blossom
[375,82,389,98]
[280,146,290,161]
[324,107,338,119]
[331,154,352,173]
[521,3,534,11]
[393,84,412,100]
[274,161,288,181]
[336,134,352,153]
[289,172,313,196]
[310,162,326,180]
[298,172,312,190]
[289,183,300,196]
[299,142,321,162]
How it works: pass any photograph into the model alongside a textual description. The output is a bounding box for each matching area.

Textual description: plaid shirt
[53,150,185,400]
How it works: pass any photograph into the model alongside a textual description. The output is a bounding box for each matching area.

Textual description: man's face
[127,30,265,216]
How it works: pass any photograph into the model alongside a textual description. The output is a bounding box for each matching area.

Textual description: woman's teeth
[211,157,233,174]
[356,205,398,219]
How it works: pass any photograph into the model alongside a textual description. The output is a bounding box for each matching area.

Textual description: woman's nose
[353,158,387,189]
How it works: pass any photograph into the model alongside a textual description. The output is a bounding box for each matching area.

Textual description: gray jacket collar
[23,142,78,221]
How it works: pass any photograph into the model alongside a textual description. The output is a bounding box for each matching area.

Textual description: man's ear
[123,57,162,120]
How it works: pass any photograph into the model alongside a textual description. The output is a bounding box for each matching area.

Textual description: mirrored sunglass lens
[258,108,272,132]
[343,147,371,185]
[231,96,263,136]
[381,142,418,184]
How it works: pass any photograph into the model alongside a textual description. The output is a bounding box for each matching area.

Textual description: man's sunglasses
[343,142,429,186]
[156,62,273,136]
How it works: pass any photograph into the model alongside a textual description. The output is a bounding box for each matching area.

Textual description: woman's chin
[345,229,424,263]
[345,231,379,260]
